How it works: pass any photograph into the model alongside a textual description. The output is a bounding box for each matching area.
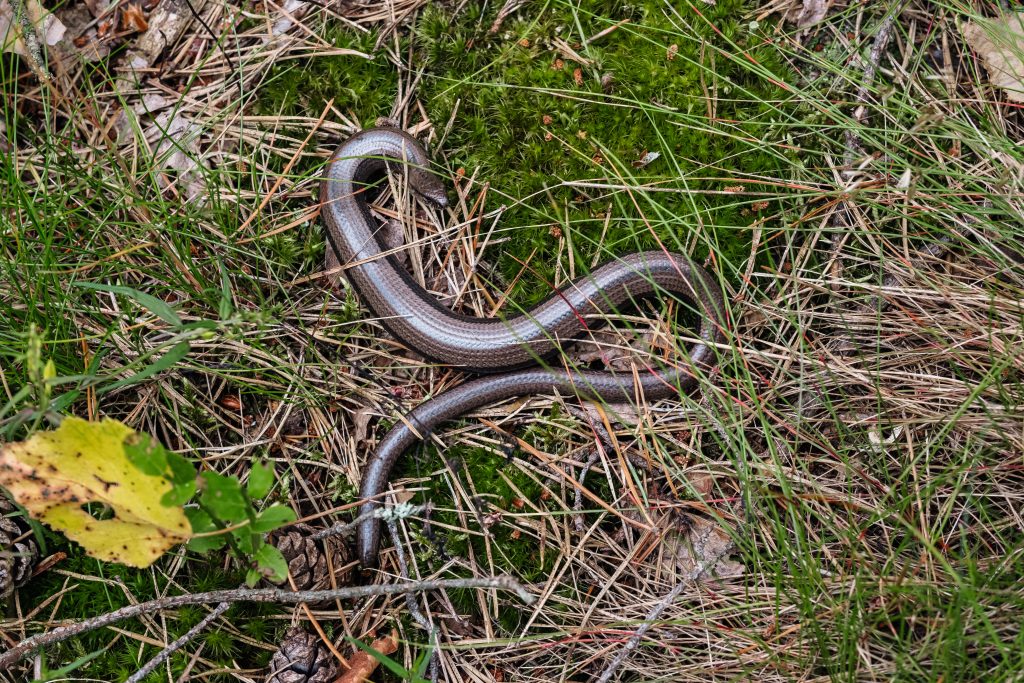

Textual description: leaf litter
[963,12,1024,103]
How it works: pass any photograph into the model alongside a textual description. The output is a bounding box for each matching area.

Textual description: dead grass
[2,0,1023,681]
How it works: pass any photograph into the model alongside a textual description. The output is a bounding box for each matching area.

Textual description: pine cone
[270,525,352,595]
[1,493,39,602]
[266,627,338,683]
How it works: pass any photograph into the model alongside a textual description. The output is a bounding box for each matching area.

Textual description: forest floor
[2,0,1023,681]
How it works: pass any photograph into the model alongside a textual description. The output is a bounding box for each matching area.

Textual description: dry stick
[385,520,429,630]
[583,18,631,46]
[10,0,50,82]
[124,600,231,683]
[572,447,604,533]
[0,577,532,671]
[386,518,440,683]
[843,6,899,167]
[594,541,733,683]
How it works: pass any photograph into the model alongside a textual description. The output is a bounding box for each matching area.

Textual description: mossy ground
[262,0,796,299]
[256,0,798,601]
[7,0,802,676]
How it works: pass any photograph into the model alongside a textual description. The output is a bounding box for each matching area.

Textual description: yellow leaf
[0,417,191,567]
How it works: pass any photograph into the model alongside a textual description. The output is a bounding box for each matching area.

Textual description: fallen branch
[387,515,440,683]
[8,0,51,81]
[0,577,533,670]
[124,600,231,683]
[594,535,733,683]
[843,6,898,166]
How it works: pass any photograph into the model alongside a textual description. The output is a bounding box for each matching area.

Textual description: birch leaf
[964,13,1024,103]
[0,417,192,567]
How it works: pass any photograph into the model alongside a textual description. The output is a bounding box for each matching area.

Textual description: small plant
[0,417,295,585]
[0,278,296,585]
[129,432,297,586]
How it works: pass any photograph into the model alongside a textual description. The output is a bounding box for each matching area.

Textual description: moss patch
[262,0,795,301]
[19,542,280,682]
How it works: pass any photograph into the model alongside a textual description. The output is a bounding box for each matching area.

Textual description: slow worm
[320,127,727,566]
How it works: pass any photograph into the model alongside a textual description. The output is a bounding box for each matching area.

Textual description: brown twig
[843,7,899,166]
[124,600,231,683]
[9,0,51,82]
[386,516,440,682]
[0,577,532,670]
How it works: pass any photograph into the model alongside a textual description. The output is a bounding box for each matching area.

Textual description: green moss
[398,443,555,578]
[261,0,795,301]
[18,544,279,681]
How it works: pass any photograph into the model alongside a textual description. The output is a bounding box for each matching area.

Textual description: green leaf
[164,452,198,506]
[254,542,288,583]
[199,471,249,524]
[123,433,168,477]
[73,282,182,327]
[232,527,260,554]
[252,504,296,533]
[414,640,435,680]
[161,479,197,507]
[124,434,197,506]
[167,451,197,485]
[185,508,216,533]
[245,567,262,587]
[218,260,233,320]
[247,460,275,499]
[179,320,219,332]
[185,509,226,553]
[32,643,112,682]
[187,531,227,553]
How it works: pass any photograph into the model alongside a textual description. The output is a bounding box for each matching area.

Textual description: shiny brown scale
[321,127,728,567]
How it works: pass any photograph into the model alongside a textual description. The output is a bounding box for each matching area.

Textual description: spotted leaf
[0,417,192,567]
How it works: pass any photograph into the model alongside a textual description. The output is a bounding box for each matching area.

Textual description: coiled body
[320,127,727,566]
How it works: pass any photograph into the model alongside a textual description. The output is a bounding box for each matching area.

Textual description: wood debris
[335,630,399,683]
